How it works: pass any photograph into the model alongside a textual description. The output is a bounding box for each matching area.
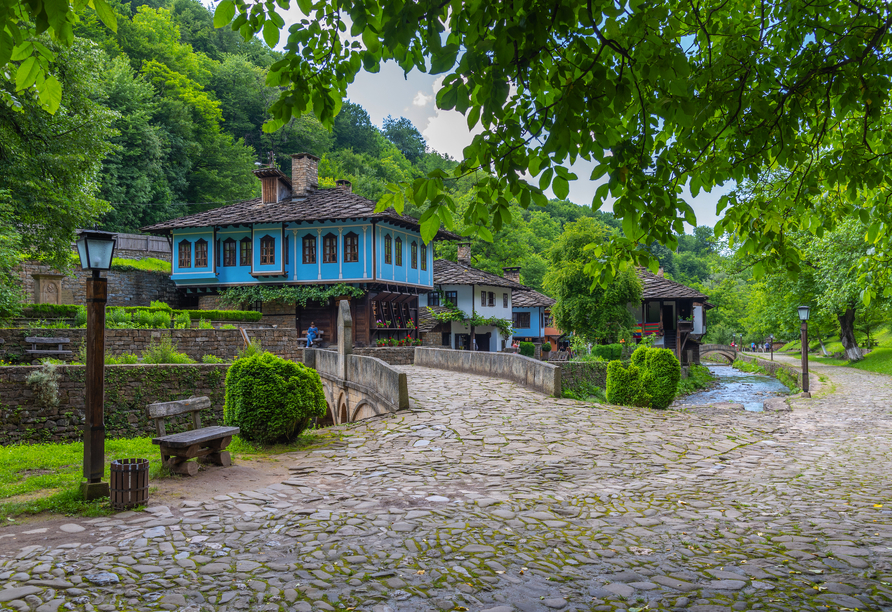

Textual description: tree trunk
[818,337,828,357]
[838,307,863,362]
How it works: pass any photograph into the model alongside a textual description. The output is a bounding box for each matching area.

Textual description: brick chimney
[291,153,319,199]
[657,267,664,277]
[502,266,521,283]
[336,179,352,193]
[457,242,472,267]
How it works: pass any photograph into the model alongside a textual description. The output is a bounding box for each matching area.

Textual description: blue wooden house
[142,153,456,345]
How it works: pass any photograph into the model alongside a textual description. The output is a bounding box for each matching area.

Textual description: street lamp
[797,305,810,398]
[76,230,117,500]
[769,334,774,362]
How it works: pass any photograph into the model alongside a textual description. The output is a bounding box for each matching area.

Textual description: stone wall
[736,354,818,391]
[413,347,561,397]
[0,364,227,445]
[0,328,304,364]
[15,262,183,308]
[557,361,610,393]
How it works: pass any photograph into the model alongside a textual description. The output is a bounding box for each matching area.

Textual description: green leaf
[38,75,62,114]
[263,21,280,48]
[16,56,40,91]
[420,211,441,243]
[90,0,117,32]
[553,176,569,200]
[297,0,312,14]
[213,0,235,28]
[477,225,494,242]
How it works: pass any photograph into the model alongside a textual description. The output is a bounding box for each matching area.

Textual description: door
[479,332,491,352]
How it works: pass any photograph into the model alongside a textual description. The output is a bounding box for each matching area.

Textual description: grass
[563,381,608,403]
[676,364,715,396]
[0,430,330,520]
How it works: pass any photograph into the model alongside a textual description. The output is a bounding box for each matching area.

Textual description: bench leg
[199,436,233,467]
[161,445,200,476]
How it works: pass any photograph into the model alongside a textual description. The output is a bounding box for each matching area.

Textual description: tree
[543,217,642,342]
[383,116,426,163]
[332,101,379,156]
[215,0,892,291]
[0,38,115,269]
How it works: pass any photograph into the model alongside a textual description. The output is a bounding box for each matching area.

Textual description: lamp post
[75,230,117,500]
[797,305,811,398]
[770,334,774,362]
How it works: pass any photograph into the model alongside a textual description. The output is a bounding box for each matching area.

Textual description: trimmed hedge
[22,304,262,323]
[519,341,536,357]
[224,353,327,443]
[606,346,680,409]
[592,343,622,361]
[23,304,80,317]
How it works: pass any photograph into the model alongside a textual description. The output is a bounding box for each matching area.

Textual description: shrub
[105,308,131,327]
[180,309,262,322]
[605,346,680,409]
[174,312,191,329]
[26,361,61,408]
[202,354,227,364]
[519,341,536,357]
[106,353,139,364]
[592,343,622,361]
[640,348,681,409]
[542,342,552,352]
[219,324,238,330]
[73,306,88,328]
[237,338,264,360]
[149,300,173,311]
[142,336,195,364]
[224,353,327,444]
[22,304,80,318]
[198,318,214,330]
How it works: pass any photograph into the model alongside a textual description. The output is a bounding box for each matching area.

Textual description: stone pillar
[457,242,472,266]
[337,300,353,382]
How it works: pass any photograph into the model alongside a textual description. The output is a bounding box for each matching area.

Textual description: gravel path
[0,361,890,612]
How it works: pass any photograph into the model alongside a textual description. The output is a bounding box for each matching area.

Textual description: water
[677,364,790,412]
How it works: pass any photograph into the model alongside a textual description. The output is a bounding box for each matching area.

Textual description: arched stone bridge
[700,344,738,363]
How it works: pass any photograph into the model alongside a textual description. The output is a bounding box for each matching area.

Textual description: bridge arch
[699,344,737,364]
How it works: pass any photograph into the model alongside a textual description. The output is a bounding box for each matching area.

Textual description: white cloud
[420,77,482,160]
[412,91,433,107]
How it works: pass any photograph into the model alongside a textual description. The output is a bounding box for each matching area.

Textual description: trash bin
[109,458,149,510]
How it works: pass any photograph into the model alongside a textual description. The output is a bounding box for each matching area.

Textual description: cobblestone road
[1,361,891,612]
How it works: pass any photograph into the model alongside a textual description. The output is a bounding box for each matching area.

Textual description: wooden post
[82,270,109,500]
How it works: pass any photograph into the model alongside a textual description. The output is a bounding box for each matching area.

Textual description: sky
[272,9,730,230]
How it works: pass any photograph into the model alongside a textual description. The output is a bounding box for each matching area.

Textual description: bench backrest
[146,396,211,436]
[26,337,70,344]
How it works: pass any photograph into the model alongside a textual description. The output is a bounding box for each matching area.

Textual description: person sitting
[307,322,319,347]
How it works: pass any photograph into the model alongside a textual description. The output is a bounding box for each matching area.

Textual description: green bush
[142,336,195,364]
[180,309,262,322]
[542,342,552,352]
[106,353,139,364]
[174,312,191,329]
[202,354,227,364]
[592,343,622,361]
[640,348,681,409]
[237,338,263,360]
[220,324,238,330]
[224,353,327,444]
[605,346,680,409]
[519,341,536,357]
[149,300,173,311]
[198,318,214,329]
[22,304,80,318]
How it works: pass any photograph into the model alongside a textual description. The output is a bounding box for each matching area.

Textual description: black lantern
[76,230,117,273]
[797,304,811,321]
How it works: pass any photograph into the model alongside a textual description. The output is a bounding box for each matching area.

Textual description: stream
[675,364,791,412]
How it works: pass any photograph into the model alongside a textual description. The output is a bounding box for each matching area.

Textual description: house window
[444,291,457,306]
[513,312,531,328]
[323,233,337,263]
[285,235,289,265]
[421,244,427,271]
[411,241,418,269]
[345,232,359,262]
[395,237,403,266]
[488,291,495,307]
[303,235,316,264]
[384,234,392,264]
[260,235,275,265]
[240,237,251,266]
[428,292,440,307]
[503,293,509,308]
[195,239,208,268]
[223,238,236,266]
[481,291,486,307]
[178,240,191,268]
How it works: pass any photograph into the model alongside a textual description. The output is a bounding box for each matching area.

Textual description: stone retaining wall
[0,328,303,364]
[414,347,561,397]
[736,354,820,392]
[0,364,228,445]
[557,361,610,392]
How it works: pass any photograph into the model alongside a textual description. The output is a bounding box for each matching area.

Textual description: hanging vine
[218,284,366,308]
[426,307,514,339]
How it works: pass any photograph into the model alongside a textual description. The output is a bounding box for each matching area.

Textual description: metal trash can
[109,458,149,510]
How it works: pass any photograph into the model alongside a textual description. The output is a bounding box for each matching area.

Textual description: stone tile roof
[433,259,527,290]
[140,189,460,240]
[636,267,708,301]
[512,289,556,308]
[418,305,451,333]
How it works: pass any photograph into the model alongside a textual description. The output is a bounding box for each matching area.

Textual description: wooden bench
[301,329,324,347]
[25,336,72,357]
[146,397,239,476]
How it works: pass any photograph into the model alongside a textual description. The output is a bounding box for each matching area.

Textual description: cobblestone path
[1,362,891,612]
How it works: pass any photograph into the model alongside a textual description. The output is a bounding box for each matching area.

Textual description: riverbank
[674,362,791,411]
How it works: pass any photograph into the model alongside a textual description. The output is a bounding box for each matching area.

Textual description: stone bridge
[306,301,409,426]
[700,343,738,363]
